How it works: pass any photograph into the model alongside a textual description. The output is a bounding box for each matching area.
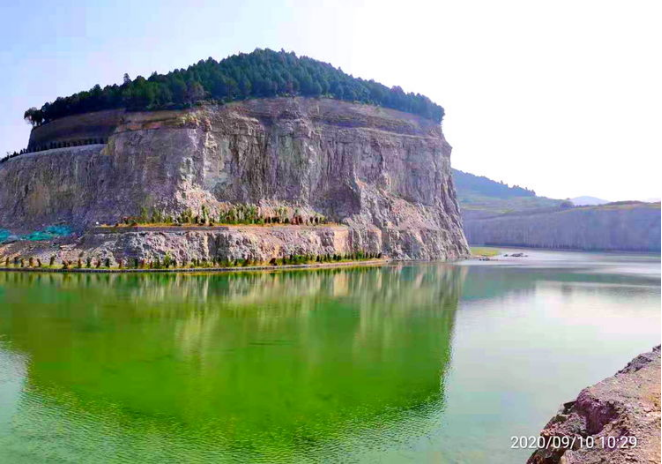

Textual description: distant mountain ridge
[452,169,536,199]
[570,196,609,206]
[451,169,562,219]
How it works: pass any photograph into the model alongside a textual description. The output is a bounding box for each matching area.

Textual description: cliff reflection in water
[0,264,466,461]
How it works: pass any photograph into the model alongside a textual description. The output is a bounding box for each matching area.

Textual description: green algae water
[0,251,659,463]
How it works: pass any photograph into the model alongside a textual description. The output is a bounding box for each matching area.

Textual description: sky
[1,0,660,201]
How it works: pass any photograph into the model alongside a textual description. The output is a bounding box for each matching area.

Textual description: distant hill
[570,196,609,206]
[451,169,562,219]
[452,169,536,199]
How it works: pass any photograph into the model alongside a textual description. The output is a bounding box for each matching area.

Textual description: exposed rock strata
[0,226,363,265]
[464,203,661,252]
[0,98,469,261]
[528,346,661,464]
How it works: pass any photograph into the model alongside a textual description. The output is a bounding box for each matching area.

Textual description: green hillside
[24,49,444,126]
[452,169,563,217]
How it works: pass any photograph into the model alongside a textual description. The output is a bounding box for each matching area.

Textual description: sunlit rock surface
[528,346,661,464]
[0,98,468,261]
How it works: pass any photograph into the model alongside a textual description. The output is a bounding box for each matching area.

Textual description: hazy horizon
[1,0,660,201]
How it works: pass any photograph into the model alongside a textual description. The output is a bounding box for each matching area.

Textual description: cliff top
[23,49,444,127]
[464,200,661,222]
[27,98,444,150]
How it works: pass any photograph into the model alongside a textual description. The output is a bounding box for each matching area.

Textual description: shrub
[139,207,149,223]
[163,252,173,268]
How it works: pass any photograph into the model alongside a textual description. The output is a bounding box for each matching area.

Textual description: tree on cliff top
[24,49,445,125]
[24,107,43,126]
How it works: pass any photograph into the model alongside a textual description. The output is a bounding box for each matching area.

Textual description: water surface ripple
[0,250,659,463]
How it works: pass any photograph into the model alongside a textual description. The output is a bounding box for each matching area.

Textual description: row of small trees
[121,205,329,227]
[1,138,107,164]
[28,138,107,152]
[2,251,383,270]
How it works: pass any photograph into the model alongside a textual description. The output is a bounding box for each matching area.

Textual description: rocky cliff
[0,98,468,261]
[528,346,661,464]
[463,202,661,252]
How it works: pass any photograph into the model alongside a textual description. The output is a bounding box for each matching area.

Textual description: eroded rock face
[463,204,661,252]
[0,98,468,260]
[528,346,661,464]
[1,224,394,267]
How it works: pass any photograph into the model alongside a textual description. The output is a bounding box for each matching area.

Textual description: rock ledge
[528,345,661,463]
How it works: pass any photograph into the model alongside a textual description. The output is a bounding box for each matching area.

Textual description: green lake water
[0,250,659,463]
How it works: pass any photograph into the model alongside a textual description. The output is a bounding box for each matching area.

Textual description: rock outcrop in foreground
[0,98,469,262]
[528,346,661,464]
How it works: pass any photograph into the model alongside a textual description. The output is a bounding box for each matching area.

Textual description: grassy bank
[470,247,501,257]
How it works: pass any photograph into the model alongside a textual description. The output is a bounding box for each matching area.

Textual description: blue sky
[1,0,660,200]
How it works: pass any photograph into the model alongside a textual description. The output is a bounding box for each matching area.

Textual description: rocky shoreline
[528,346,661,463]
[0,222,467,269]
[0,257,389,274]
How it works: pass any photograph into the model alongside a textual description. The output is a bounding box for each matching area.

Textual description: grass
[470,247,500,257]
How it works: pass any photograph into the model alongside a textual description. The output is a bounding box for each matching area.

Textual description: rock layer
[464,203,661,252]
[0,98,468,260]
[528,346,661,464]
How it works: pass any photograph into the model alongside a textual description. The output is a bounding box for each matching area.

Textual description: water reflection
[0,265,466,462]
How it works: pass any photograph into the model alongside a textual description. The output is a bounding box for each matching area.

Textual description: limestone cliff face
[464,203,661,252]
[0,98,468,260]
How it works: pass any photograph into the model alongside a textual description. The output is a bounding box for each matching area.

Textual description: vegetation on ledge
[470,247,500,257]
[1,251,384,272]
[23,49,444,126]
[113,205,330,227]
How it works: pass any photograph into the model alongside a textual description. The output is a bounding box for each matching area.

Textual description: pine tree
[23,49,445,126]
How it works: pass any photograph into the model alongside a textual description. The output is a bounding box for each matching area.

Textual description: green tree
[24,49,445,125]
